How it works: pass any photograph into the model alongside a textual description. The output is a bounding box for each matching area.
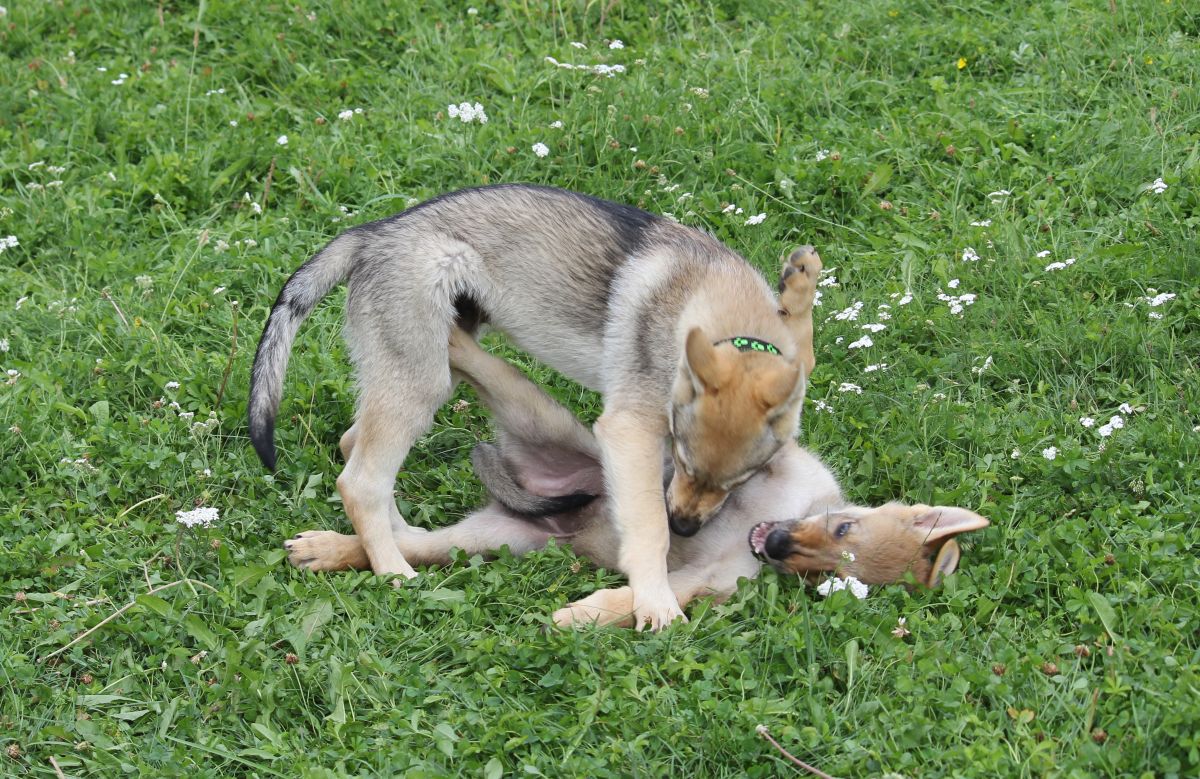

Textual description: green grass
[2,0,1198,775]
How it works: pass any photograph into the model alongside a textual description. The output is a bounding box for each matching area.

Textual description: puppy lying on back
[285,327,989,627]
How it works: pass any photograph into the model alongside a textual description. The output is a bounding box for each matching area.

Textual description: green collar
[714,336,782,356]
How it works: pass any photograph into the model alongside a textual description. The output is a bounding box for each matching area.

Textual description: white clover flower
[948,278,960,289]
[338,109,355,121]
[962,247,980,262]
[838,382,863,394]
[447,101,489,123]
[531,142,550,158]
[834,301,864,321]
[1148,178,1168,194]
[1080,416,1095,428]
[847,335,873,350]
[1011,448,1021,459]
[175,506,219,528]
[891,617,911,638]
[817,576,869,599]
[969,219,992,227]
[609,39,625,49]
[744,213,767,226]
[1042,446,1058,461]
[815,149,830,162]
[549,120,564,129]
[276,135,288,146]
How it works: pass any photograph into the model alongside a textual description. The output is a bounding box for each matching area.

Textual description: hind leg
[337,368,453,578]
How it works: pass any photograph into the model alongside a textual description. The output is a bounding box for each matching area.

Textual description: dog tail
[471,443,597,517]
[248,232,360,471]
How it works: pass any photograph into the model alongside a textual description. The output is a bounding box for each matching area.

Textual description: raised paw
[284,529,369,572]
[778,245,823,316]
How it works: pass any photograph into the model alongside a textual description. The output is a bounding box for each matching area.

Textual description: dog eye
[834,522,852,539]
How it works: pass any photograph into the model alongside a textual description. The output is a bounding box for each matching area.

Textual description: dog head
[748,503,989,588]
[667,326,804,537]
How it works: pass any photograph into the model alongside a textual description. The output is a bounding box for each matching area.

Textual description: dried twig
[49,756,67,779]
[756,725,837,779]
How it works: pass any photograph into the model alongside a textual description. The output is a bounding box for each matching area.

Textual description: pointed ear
[757,363,802,411]
[911,505,990,545]
[927,539,961,587]
[684,327,726,393]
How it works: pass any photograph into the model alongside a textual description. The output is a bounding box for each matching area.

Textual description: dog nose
[669,512,702,537]
[764,527,792,559]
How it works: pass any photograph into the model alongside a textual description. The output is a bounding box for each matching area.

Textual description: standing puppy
[249,185,817,630]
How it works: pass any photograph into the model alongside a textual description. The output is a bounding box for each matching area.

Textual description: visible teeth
[749,523,772,554]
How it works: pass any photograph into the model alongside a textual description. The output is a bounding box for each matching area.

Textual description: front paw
[778,245,822,314]
[632,591,687,632]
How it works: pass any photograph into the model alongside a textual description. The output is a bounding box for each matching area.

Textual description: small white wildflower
[1010,448,1021,459]
[447,101,488,123]
[744,213,766,226]
[531,142,550,158]
[213,286,226,295]
[1042,446,1058,461]
[570,41,587,49]
[838,382,863,394]
[175,506,219,529]
[1118,403,1134,415]
[891,617,911,639]
[1145,292,1175,307]
[834,302,865,321]
[816,576,869,599]
[338,109,355,121]
[214,239,230,253]
[818,275,838,287]
[0,338,7,353]
[1149,311,1164,320]
[847,335,873,350]
[932,392,947,401]
[962,247,980,262]
[841,550,856,562]
[947,278,960,289]
[1148,177,1168,194]
[813,399,832,412]
[971,355,994,375]
[276,135,288,146]
[165,381,180,390]
[721,203,737,214]
[0,235,19,254]
[609,39,625,49]
[1045,261,1068,271]
[970,219,992,227]
[864,363,888,373]
[467,7,478,15]
[0,7,7,19]
[1080,416,1095,428]
[135,274,153,289]
[111,73,129,85]
[897,293,913,306]
[251,201,263,215]
[203,468,212,477]
[1109,415,1124,430]
[177,411,194,420]
[549,120,563,129]
[861,323,886,333]
[1036,250,1051,258]
[987,189,1011,202]
[813,289,823,307]
[815,149,830,162]
[1097,423,1114,438]
[229,120,238,127]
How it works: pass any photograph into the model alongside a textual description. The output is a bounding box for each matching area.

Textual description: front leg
[778,245,822,378]
[592,408,683,631]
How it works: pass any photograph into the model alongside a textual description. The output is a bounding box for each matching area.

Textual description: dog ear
[684,327,726,394]
[926,539,962,587]
[756,362,802,411]
[911,505,990,545]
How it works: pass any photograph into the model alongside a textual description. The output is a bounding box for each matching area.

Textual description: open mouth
[748,521,776,559]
